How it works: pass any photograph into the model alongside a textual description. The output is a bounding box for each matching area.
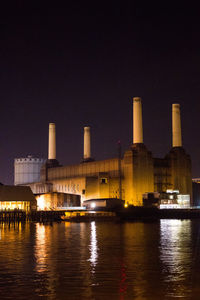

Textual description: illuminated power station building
[14,98,192,207]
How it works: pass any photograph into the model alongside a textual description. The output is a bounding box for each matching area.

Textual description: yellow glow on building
[0,201,30,211]
[0,186,36,212]
[37,195,45,210]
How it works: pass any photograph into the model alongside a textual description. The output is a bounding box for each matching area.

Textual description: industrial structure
[192,178,200,207]
[14,156,45,185]
[15,98,192,209]
[0,185,36,211]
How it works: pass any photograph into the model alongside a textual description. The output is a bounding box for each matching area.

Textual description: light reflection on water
[159,219,192,297]
[34,224,46,273]
[88,221,98,270]
[0,220,199,299]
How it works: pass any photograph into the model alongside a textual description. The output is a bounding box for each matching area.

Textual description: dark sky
[0,2,200,184]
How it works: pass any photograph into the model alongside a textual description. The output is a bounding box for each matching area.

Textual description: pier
[0,210,27,222]
[0,210,65,222]
[0,210,116,222]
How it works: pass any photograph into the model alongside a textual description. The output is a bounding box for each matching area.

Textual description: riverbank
[1,207,200,222]
[117,206,200,220]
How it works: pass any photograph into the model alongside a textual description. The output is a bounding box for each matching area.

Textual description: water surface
[0,220,200,299]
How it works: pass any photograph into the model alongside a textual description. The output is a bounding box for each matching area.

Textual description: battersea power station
[14,98,192,209]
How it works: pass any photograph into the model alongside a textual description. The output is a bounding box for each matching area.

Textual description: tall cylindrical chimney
[172,103,182,147]
[48,123,56,160]
[133,97,143,144]
[84,126,91,160]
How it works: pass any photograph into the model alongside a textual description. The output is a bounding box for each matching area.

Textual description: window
[101,178,108,184]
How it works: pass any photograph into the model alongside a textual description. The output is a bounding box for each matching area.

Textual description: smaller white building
[14,155,46,185]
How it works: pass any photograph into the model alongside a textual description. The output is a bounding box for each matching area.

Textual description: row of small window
[56,184,80,193]
[17,158,42,162]
[37,188,46,193]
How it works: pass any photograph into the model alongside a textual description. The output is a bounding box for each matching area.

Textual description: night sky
[0,2,200,184]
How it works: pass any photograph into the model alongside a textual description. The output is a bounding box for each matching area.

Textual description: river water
[0,220,200,299]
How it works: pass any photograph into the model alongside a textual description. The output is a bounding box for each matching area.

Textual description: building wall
[167,147,192,201]
[51,177,86,201]
[192,182,200,206]
[85,174,123,201]
[36,192,80,210]
[21,147,192,207]
[42,158,122,204]
[14,156,45,185]
[43,145,156,206]
[85,177,99,200]
[123,145,154,205]
[25,182,53,194]
[123,150,134,204]
[47,174,122,204]
[153,148,192,203]
[154,158,172,193]
[131,144,154,205]
[46,158,120,181]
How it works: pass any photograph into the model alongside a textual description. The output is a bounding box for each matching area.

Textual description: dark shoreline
[1,207,200,222]
[117,207,200,220]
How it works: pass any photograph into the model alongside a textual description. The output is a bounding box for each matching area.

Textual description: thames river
[0,220,200,299]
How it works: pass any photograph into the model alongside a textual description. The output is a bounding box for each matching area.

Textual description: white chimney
[48,123,56,160]
[84,126,91,160]
[133,97,143,144]
[172,103,182,147]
